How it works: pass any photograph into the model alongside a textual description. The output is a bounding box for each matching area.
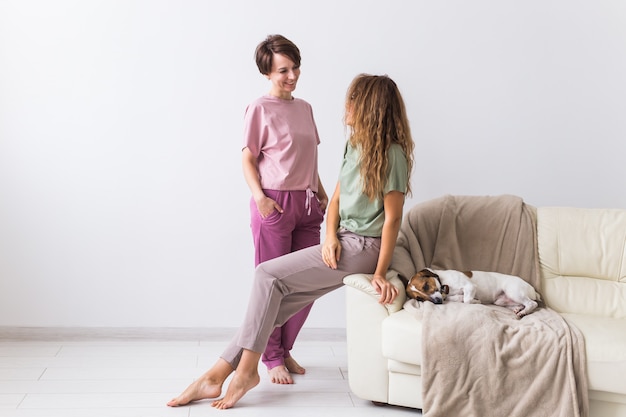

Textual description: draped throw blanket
[392,195,588,417]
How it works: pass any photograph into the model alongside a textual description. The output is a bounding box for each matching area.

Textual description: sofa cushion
[563,313,626,395]
[381,309,422,366]
[538,207,626,318]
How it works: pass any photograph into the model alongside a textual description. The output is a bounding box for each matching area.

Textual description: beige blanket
[392,195,588,417]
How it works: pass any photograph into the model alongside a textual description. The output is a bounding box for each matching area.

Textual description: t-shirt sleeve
[242,103,265,157]
[308,103,321,146]
[384,145,409,195]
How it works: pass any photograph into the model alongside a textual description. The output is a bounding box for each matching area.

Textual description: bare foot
[167,374,223,407]
[268,365,293,384]
[211,370,260,409]
[284,356,306,375]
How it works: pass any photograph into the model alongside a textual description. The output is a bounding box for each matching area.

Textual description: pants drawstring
[304,188,315,216]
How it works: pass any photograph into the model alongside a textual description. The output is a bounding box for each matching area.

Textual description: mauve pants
[220,229,381,369]
[250,190,324,369]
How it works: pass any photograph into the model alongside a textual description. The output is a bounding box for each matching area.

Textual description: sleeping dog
[406,268,541,318]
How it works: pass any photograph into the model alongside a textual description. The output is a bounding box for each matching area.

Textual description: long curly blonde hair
[344,74,414,200]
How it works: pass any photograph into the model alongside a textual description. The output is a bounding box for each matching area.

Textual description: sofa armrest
[343,270,406,404]
[343,270,407,313]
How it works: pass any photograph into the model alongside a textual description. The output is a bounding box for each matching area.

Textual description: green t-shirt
[338,142,409,237]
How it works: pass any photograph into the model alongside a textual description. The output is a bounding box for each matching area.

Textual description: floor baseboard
[0,326,346,342]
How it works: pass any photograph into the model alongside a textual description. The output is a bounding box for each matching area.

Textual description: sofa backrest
[537,206,626,318]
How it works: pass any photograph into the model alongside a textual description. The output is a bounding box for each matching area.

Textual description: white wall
[1,0,625,328]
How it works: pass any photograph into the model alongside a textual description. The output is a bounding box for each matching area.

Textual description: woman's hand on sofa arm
[343,271,407,313]
[371,274,398,305]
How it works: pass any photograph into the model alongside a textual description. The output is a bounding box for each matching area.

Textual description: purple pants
[221,230,381,368]
[250,189,324,370]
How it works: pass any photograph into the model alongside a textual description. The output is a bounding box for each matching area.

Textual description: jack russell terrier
[405,268,541,318]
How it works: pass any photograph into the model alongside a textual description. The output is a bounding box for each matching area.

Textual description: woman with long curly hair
[167,73,414,410]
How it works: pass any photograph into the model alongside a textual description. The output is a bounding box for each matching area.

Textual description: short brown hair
[254,34,301,75]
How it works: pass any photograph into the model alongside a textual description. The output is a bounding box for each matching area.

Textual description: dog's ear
[397,273,409,287]
[420,268,439,279]
[441,284,449,295]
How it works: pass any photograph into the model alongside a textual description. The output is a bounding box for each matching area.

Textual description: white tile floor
[0,328,421,416]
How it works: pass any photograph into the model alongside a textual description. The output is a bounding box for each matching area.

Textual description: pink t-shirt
[243,95,320,192]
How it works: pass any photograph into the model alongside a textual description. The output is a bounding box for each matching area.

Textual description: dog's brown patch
[463,271,473,279]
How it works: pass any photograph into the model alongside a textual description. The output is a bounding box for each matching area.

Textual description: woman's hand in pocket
[256,196,283,219]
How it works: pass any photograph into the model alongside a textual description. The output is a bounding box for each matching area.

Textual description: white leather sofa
[344,205,626,416]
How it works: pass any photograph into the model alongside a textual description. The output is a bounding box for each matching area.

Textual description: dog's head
[406,268,449,304]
